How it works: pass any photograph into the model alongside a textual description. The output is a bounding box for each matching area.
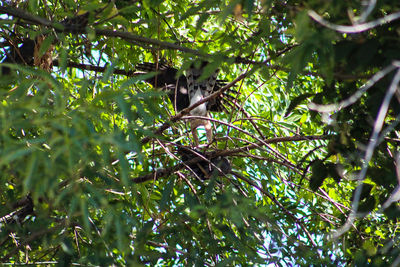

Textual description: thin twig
[133,135,329,184]
[231,171,318,248]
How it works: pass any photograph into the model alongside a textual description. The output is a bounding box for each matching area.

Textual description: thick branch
[309,9,400,33]
[53,60,141,76]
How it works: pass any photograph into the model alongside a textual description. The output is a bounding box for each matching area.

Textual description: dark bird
[136,61,234,146]
[1,39,35,75]
[136,62,190,112]
[178,147,231,180]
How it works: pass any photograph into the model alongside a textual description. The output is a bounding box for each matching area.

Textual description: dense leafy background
[1,0,400,265]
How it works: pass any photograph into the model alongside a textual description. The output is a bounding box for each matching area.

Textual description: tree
[1,0,400,265]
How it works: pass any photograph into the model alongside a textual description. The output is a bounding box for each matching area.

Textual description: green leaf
[80,198,91,234]
[117,151,130,186]
[102,63,116,82]
[38,35,55,58]
[0,147,33,166]
[23,151,38,192]
[160,177,175,211]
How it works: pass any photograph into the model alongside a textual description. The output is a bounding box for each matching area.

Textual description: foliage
[1,0,400,265]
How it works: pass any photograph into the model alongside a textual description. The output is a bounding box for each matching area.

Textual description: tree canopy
[1,0,400,265]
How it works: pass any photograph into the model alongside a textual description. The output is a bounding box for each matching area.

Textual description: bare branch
[331,67,400,239]
[358,0,377,23]
[215,135,330,158]
[308,9,400,33]
[309,62,399,113]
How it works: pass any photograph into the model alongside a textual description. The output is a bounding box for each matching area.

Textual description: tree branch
[0,6,289,66]
[308,9,400,33]
[133,135,330,184]
[53,60,138,76]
